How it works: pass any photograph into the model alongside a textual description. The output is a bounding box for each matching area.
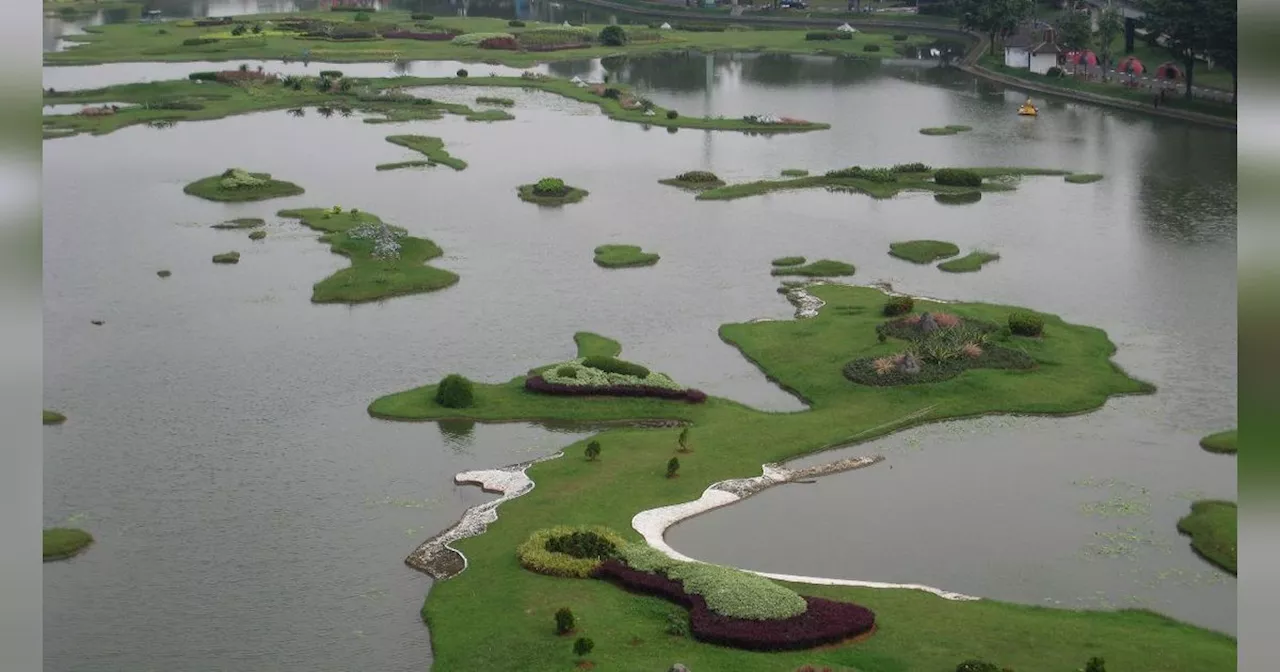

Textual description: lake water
[43,52,1237,671]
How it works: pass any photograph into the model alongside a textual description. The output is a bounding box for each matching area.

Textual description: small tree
[584,440,601,461]
[1085,657,1106,672]
[677,428,691,453]
[666,457,680,478]
[599,25,627,47]
[554,607,575,635]
[435,374,475,409]
[573,636,594,658]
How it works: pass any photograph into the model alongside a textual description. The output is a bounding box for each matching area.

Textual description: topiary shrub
[555,607,576,635]
[666,457,680,478]
[434,374,474,408]
[893,34,909,41]
[585,440,601,461]
[556,365,578,378]
[411,13,434,20]
[599,25,627,46]
[1046,66,1065,78]
[456,68,468,78]
[602,87,622,99]
[883,296,914,316]
[955,661,1000,672]
[519,526,628,578]
[1007,311,1044,337]
[863,44,881,52]
[666,110,678,119]
[1085,657,1106,672]
[533,177,569,196]
[508,19,526,27]
[573,637,594,657]
[547,530,618,559]
[934,168,983,188]
[581,355,650,378]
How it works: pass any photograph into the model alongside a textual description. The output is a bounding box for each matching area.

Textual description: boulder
[918,311,938,334]
[898,354,921,375]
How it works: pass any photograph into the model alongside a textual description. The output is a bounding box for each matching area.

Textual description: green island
[889,240,960,264]
[212,251,241,264]
[277,207,458,303]
[938,251,1001,273]
[43,527,94,561]
[211,217,265,229]
[43,12,936,67]
[183,168,304,202]
[935,191,984,205]
[1065,173,1105,184]
[365,284,1232,670]
[1177,500,1237,575]
[518,178,588,206]
[1199,429,1238,454]
[593,244,660,269]
[249,230,266,240]
[476,96,515,107]
[43,410,67,425]
[694,166,1070,202]
[658,170,726,191]
[919,124,973,136]
[43,73,827,139]
[382,135,467,171]
[771,256,806,267]
[780,168,809,177]
[771,259,856,277]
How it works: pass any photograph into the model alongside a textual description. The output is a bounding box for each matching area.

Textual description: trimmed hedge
[525,375,707,403]
[435,374,474,408]
[593,560,876,651]
[934,168,983,188]
[188,71,219,81]
[883,296,914,316]
[182,37,219,46]
[518,526,628,578]
[582,355,650,378]
[1008,311,1044,336]
[410,13,434,20]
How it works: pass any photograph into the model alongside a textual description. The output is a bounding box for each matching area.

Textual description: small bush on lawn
[555,607,575,635]
[546,530,618,559]
[1046,66,1065,78]
[581,355,650,378]
[934,168,983,187]
[1008,311,1044,336]
[584,440,601,460]
[518,526,628,578]
[602,87,623,99]
[600,25,627,46]
[863,44,881,52]
[891,162,931,173]
[509,19,526,27]
[666,611,690,636]
[532,177,569,196]
[666,457,680,478]
[893,34,909,41]
[674,171,720,183]
[955,661,1000,672]
[182,37,219,46]
[434,374,474,408]
[666,110,679,119]
[883,296,914,316]
[573,637,594,657]
[410,13,434,20]
[188,71,219,81]
[805,31,851,41]
[1085,657,1107,672]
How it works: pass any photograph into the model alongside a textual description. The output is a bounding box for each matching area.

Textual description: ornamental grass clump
[518,526,627,578]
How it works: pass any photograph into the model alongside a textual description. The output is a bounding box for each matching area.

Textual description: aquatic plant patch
[935,191,983,205]
[517,526,627,578]
[1199,429,1237,455]
[658,171,725,190]
[43,410,67,425]
[889,240,960,264]
[384,135,467,170]
[771,256,806,267]
[43,527,93,561]
[770,259,855,277]
[183,168,304,202]
[517,179,588,205]
[938,251,1000,273]
[594,245,660,268]
[1065,173,1104,184]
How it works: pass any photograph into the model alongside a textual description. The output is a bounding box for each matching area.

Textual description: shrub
[320,70,343,78]
[805,31,851,41]
[556,365,578,378]
[934,168,983,187]
[891,162,931,173]
[585,440,601,460]
[410,13,434,20]
[581,355,649,378]
[479,36,518,50]
[893,34,909,41]
[1008,311,1044,336]
[509,19,526,27]
[452,32,514,46]
[353,12,371,21]
[527,375,705,402]
[671,171,720,184]
[518,526,629,578]
[600,25,627,46]
[666,110,678,119]
[573,637,594,657]
[863,44,881,52]
[677,427,690,452]
[1046,66,1065,78]
[666,611,690,636]
[434,374,474,408]
[1085,657,1107,672]
[823,166,896,182]
[383,30,456,41]
[188,71,219,81]
[547,531,618,559]
[666,457,680,478]
[883,296,914,316]
[555,607,576,635]
[602,87,622,99]
[456,68,468,77]
[252,23,262,34]
[182,37,219,46]
[231,24,247,36]
[532,177,569,196]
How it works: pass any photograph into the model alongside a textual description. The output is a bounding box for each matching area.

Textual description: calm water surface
[44,53,1236,671]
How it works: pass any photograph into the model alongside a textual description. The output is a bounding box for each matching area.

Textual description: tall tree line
[1140,0,1237,101]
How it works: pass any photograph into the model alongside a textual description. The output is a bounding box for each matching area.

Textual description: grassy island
[1177,500,1237,575]
[770,259,855,277]
[183,168,304,202]
[1065,173,1105,184]
[277,207,457,303]
[694,166,1071,202]
[476,96,515,107]
[919,124,973,136]
[518,178,588,206]
[889,240,960,264]
[593,245,660,269]
[211,217,265,229]
[383,135,467,170]
[212,251,241,264]
[43,527,94,561]
[781,169,809,177]
[1199,429,1238,455]
[366,284,1232,670]
[43,410,67,425]
[938,251,1001,273]
[771,256,806,267]
[658,171,726,191]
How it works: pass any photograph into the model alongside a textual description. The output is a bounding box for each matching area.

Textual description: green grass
[517,184,588,206]
[476,95,515,107]
[781,168,809,177]
[770,259,855,277]
[375,160,433,171]
[383,135,467,170]
[277,208,458,303]
[183,170,304,202]
[572,332,621,359]
[693,167,1066,202]
[1177,500,1237,575]
[43,528,93,561]
[888,240,960,264]
[365,284,1230,671]
[1199,429,1238,455]
[1066,173,1105,184]
[211,217,265,229]
[43,74,825,139]
[593,244,660,269]
[43,12,938,67]
[938,251,1001,273]
[43,410,67,425]
[771,256,806,267]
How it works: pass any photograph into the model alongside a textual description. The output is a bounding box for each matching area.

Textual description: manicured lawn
[888,240,959,264]
[594,244,660,269]
[1199,429,1237,455]
[383,135,467,170]
[1177,500,1237,575]
[277,208,458,303]
[43,527,93,561]
[938,251,1001,273]
[366,285,1230,671]
[770,259,856,277]
[183,169,304,202]
[43,410,67,425]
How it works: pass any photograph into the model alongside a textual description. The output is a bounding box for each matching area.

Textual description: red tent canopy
[1067,50,1098,66]
[1116,55,1145,75]
[1155,61,1183,80]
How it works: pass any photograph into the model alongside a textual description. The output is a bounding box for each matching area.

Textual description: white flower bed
[541,358,684,391]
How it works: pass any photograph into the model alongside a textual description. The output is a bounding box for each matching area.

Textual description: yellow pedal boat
[1018,99,1038,116]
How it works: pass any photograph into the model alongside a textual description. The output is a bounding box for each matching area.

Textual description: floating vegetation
[365,495,442,509]
[1080,494,1152,518]
[1081,526,1168,560]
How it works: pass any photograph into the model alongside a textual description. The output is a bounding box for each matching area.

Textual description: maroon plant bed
[525,375,707,403]
[592,560,876,651]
